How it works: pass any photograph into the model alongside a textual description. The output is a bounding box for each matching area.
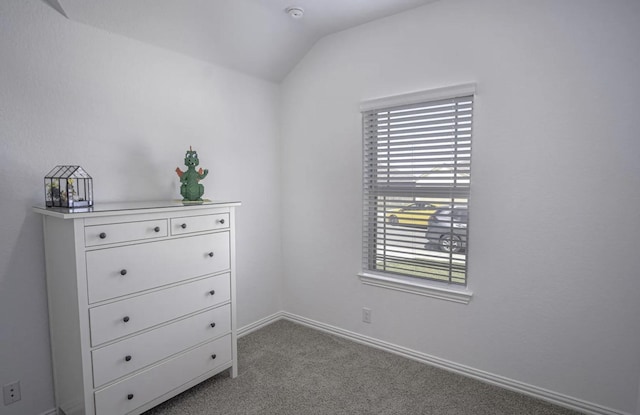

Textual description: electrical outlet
[3,381,21,405]
[362,307,372,324]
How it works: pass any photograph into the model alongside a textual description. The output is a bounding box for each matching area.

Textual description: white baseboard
[237,311,285,338]
[265,311,631,415]
[38,409,58,415]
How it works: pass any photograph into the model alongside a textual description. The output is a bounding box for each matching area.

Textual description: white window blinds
[362,90,474,285]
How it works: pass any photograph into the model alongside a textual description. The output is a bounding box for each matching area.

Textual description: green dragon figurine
[175,146,209,201]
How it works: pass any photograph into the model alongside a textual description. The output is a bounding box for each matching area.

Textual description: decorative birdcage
[44,166,93,208]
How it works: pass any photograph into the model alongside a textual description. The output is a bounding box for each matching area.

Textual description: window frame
[359,84,476,304]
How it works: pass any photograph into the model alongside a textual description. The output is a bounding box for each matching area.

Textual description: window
[362,85,475,288]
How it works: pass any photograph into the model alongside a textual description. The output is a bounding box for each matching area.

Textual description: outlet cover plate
[362,307,372,323]
[3,381,21,405]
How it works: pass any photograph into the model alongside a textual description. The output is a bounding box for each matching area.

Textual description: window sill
[358,272,473,304]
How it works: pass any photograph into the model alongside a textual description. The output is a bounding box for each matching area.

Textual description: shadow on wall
[0,204,55,411]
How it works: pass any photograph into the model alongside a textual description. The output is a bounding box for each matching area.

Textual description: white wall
[280,0,640,413]
[0,1,282,414]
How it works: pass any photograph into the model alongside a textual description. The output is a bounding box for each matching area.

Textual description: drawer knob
[208,252,214,257]
[211,354,217,360]
[210,322,216,328]
[181,223,187,229]
[120,269,127,276]
[99,232,107,239]
[218,219,225,225]
[123,316,130,323]
[125,355,132,362]
[154,226,160,232]
[209,290,215,296]
[127,394,134,400]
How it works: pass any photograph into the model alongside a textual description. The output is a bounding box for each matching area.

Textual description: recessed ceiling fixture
[285,6,304,19]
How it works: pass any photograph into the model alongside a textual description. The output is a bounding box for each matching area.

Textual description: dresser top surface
[33,200,241,219]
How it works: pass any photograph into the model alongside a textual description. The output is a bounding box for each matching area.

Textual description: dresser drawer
[170,213,229,236]
[92,304,230,387]
[86,232,230,303]
[89,274,230,346]
[94,335,231,415]
[85,220,168,247]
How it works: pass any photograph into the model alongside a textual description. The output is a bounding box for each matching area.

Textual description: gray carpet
[144,320,580,415]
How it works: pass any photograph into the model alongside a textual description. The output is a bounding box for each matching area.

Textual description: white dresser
[34,201,240,415]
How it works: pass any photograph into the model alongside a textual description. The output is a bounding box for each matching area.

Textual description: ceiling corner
[42,0,69,18]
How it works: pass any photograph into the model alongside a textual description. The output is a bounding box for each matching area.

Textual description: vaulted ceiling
[47,0,437,82]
